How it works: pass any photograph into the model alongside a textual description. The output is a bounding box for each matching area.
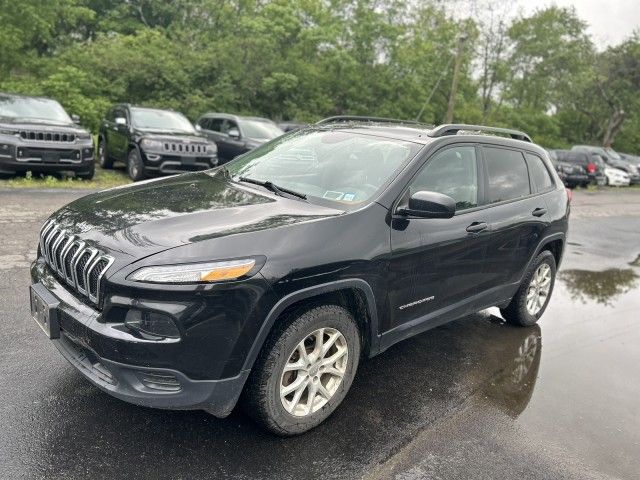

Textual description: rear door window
[483,147,531,204]
[525,153,554,192]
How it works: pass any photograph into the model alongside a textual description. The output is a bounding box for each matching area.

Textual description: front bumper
[141,150,217,175]
[30,260,253,417]
[53,330,248,415]
[0,141,93,174]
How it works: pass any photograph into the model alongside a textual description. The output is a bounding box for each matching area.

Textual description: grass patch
[0,164,131,190]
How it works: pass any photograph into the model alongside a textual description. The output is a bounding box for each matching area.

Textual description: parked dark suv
[546,149,590,188]
[29,119,568,435]
[552,149,605,186]
[196,113,284,163]
[572,145,640,184]
[98,104,218,180]
[0,93,94,179]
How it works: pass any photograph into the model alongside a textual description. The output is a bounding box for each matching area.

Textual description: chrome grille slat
[38,221,113,307]
[20,130,76,143]
[162,142,207,156]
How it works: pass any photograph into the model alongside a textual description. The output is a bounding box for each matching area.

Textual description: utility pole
[445,33,468,124]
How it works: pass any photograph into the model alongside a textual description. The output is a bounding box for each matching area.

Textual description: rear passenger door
[480,146,551,288]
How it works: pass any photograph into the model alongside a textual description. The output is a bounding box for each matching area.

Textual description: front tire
[127,148,146,181]
[242,304,361,436]
[76,161,95,180]
[501,250,556,327]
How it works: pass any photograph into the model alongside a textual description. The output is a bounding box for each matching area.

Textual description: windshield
[0,95,72,123]
[226,130,422,205]
[240,119,284,140]
[604,147,621,160]
[130,108,195,133]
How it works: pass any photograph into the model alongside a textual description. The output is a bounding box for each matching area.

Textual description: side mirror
[195,124,202,132]
[399,191,456,219]
[115,117,127,126]
[71,114,81,124]
[227,127,240,139]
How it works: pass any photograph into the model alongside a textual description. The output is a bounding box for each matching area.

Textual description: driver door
[388,144,491,329]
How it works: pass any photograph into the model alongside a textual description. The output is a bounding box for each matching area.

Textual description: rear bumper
[563,173,589,186]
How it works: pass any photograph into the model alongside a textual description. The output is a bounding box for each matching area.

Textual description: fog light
[124,310,180,339]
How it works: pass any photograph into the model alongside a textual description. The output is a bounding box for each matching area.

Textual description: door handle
[532,207,547,217]
[466,222,488,233]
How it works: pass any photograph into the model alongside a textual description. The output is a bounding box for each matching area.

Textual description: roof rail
[316,115,422,126]
[428,124,532,143]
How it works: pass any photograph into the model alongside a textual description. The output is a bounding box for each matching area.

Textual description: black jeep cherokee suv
[0,93,94,179]
[30,119,568,435]
[98,104,218,181]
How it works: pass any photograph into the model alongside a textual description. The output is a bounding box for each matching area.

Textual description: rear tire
[242,304,360,436]
[501,250,556,327]
[98,138,113,169]
[127,148,146,181]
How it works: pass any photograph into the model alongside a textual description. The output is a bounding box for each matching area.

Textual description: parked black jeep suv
[196,113,284,163]
[98,104,218,180]
[0,93,94,179]
[30,119,568,435]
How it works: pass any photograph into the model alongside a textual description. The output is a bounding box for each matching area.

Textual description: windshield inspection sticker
[343,193,356,201]
[323,191,345,200]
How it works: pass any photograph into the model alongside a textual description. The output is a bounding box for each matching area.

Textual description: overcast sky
[519,0,639,47]
[446,0,639,48]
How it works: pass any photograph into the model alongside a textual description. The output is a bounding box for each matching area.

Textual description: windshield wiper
[238,176,307,200]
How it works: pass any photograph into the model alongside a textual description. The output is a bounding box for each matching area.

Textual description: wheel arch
[242,279,379,372]
[539,237,564,267]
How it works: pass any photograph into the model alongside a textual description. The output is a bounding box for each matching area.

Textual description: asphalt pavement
[1,187,639,480]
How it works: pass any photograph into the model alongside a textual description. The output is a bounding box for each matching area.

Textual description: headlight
[140,138,163,150]
[0,129,18,136]
[207,143,217,154]
[76,132,92,141]
[128,258,257,284]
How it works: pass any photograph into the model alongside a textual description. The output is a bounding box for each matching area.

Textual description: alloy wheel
[526,263,552,315]
[280,327,348,417]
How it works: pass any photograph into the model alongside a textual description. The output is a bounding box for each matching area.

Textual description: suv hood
[49,170,343,260]
[0,117,89,134]
[134,129,208,143]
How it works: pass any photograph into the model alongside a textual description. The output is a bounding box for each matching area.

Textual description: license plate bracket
[30,283,60,339]
[181,156,196,165]
[43,151,60,163]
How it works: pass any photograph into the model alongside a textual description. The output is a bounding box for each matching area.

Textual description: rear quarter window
[525,153,555,192]
[483,147,531,204]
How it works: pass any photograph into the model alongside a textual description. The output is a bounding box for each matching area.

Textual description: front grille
[39,220,114,307]
[20,130,76,143]
[163,142,208,156]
